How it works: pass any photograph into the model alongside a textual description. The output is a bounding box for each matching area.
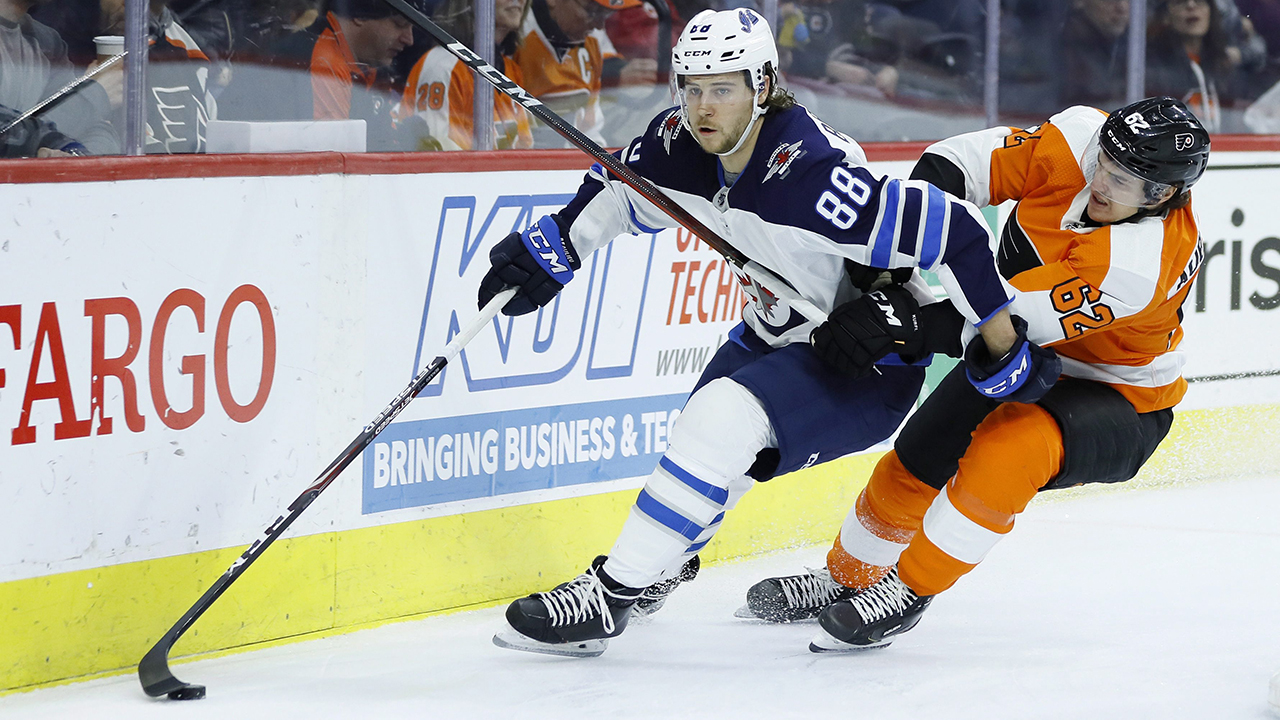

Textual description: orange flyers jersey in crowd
[924,106,1204,413]
[309,13,377,120]
[156,21,210,61]
[512,13,619,144]
[398,47,533,151]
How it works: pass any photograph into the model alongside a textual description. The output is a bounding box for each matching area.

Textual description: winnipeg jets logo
[659,109,683,155]
[1175,133,1196,151]
[738,273,780,319]
[764,140,805,182]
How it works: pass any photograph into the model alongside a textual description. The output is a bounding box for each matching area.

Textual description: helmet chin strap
[713,101,766,157]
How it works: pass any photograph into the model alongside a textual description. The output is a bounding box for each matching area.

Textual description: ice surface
[4,475,1279,720]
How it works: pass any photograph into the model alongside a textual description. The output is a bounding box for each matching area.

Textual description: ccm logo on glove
[964,316,1060,403]
[478,215,580,316]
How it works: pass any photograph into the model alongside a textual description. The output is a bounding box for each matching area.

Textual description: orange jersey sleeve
[309,14,374,120]
[923,107,1109,208]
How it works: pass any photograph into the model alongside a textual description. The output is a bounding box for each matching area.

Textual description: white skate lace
[847,568,916,623]
[536,566,618,634]
[778,567,845,609]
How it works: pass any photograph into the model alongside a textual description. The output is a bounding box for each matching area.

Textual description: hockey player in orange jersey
[741,97,1211,652]
[512,0,642,145]
[397,0,534,150]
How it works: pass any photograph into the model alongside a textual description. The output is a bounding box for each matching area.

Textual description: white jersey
[558,105,1013,348]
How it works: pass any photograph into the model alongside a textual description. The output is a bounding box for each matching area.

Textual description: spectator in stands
[777,0,898,97]
[218,0,413,151]
[397,0,534,150]
[1215,0,1267,76]
[1146,0,1242,130]
[0,0,119,155]
[1232,0,1280,95]
[94,0,217,153]
[603,0,680,68]
[997,0,1070,117]
[1237,0,1280,58]
[512,0,643,145]
[1060,0,1131,111]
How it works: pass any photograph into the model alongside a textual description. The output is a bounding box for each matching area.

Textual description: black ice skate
[809,567,932,652]
[634,555,700,617]
[735,567,862,623]
[493,556,642,657]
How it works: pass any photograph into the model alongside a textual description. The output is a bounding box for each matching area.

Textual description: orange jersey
[309,12,377,120]
[398,47,533,151]
[512,12,615,143]
[924,106,1204,412]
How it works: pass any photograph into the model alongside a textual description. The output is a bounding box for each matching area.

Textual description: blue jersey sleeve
[766,151,1011,324]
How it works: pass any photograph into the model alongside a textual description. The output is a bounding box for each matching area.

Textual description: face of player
[496,0,527,38]
[1081,0,1131,39]
[681,72,762,156]
[1166,0,1212,38]
[1087,149,1175,223]
[350,16,414,68]
[549,0,613,42]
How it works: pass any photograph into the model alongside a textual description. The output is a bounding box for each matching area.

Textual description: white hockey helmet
[671,8,779,156]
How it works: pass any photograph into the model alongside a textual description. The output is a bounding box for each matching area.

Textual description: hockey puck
[168,684,206,701]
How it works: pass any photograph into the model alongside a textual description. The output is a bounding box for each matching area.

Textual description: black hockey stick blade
[139,640,205,700]
[137,288,516,699]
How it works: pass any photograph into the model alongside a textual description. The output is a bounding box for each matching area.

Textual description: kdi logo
[412,193,662,395]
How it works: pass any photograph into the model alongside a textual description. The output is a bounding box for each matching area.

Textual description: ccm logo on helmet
[684,50,712,57]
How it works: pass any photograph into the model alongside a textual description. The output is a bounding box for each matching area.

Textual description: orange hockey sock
[828,450,940,589]
[897,403,1063,596]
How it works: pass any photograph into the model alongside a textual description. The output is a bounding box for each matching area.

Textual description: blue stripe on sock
[659,457,729,506]
[636,489,705,541]
[685,513,725,553]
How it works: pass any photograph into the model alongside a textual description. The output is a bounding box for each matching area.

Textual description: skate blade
[492,629,608,658]
[733,605,818,623]
[808,631,892,654]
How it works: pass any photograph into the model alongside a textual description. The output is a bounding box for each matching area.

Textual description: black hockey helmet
[1099,97,1211,194]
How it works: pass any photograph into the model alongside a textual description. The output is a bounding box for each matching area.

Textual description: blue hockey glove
[478,214,580,316]
[964,316,1061,403]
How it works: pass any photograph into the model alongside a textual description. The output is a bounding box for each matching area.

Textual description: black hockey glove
[810,285,922,377]
[478,214,581,316]
[964,315,1061,404]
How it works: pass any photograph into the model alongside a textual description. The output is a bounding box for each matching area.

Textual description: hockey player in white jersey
[480,8,1060,657]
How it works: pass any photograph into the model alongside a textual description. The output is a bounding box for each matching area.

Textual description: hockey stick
[0,0,223,140]
[0,53,125,139]
[381,0,829,325]
[137,287,518,700]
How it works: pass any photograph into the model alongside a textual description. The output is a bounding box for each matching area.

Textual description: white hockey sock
[605,379,773,588]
